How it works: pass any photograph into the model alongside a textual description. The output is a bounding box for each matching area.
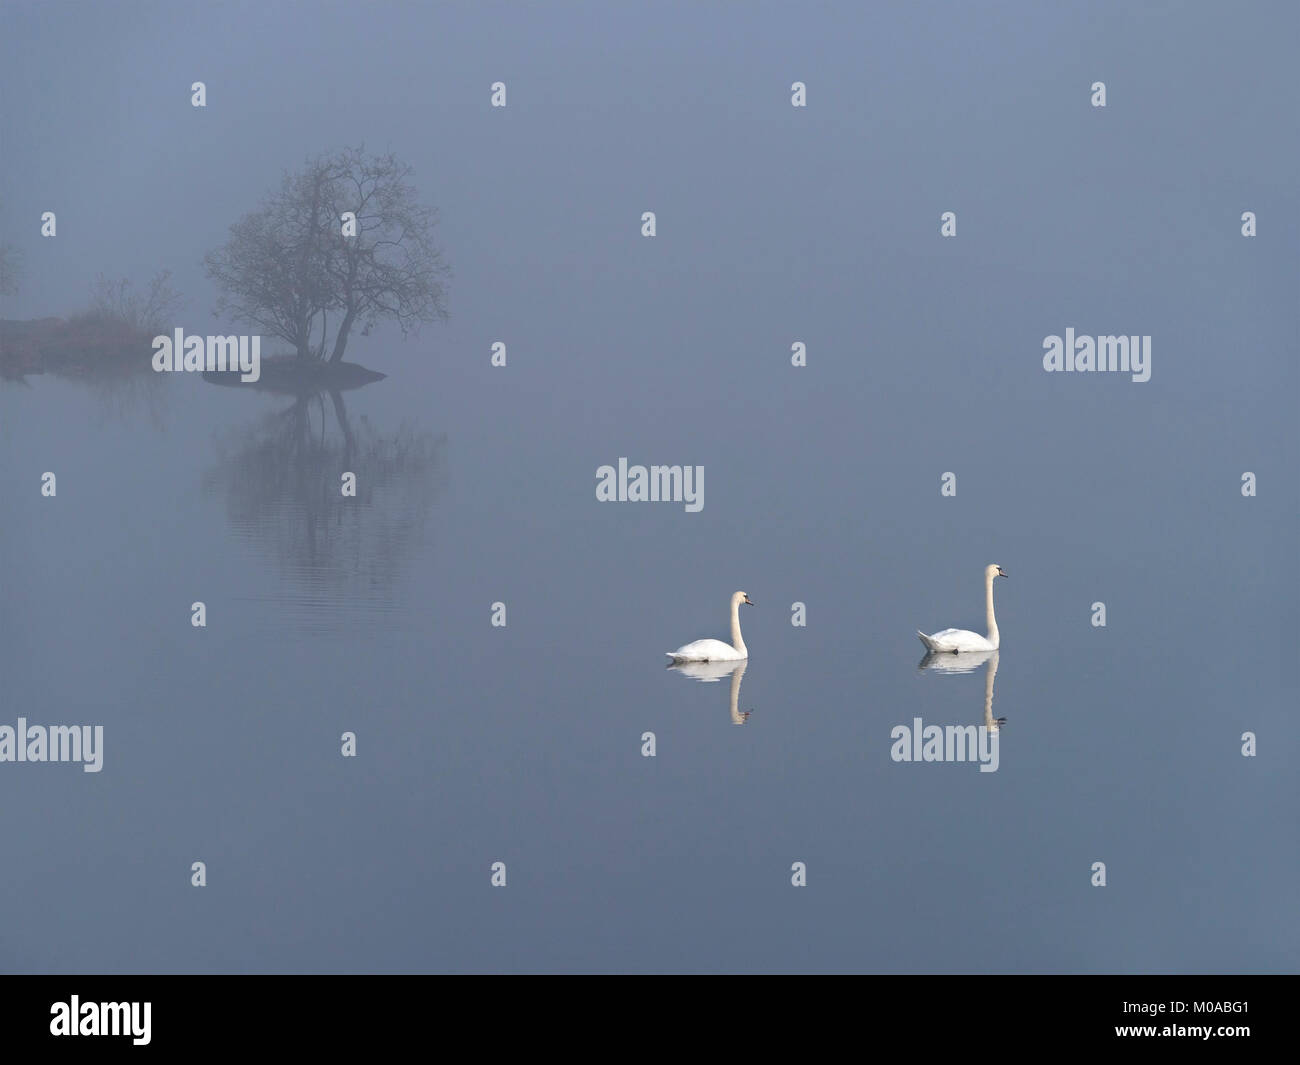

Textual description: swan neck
[985,571,1000,648]
[731,598,747,656]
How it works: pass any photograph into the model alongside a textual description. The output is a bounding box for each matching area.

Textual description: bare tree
[87,270,182,333]
[205,147,449,363]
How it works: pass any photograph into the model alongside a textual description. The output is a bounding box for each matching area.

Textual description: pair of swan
[666,565,1007,662]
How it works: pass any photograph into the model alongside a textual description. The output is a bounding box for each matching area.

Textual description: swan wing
[667,638,743,663]
[918,628,993,653]
[929,628,969,641]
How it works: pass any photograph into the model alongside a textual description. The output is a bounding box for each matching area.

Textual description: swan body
[918,628,996,653]
[667,591,753,663]
[668,639,742,662]
[918,565,1007,653]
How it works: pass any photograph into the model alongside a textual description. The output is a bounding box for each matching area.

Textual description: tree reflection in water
[201,380,445,629]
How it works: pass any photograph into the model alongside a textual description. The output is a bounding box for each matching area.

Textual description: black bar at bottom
[0,975,1290,1051]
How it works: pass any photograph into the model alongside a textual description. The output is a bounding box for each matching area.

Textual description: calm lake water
[2,293,1294,973]
[1,1,1296,974]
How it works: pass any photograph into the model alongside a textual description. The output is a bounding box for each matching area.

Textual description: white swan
[918,564,1007,653]
[667,591,752,663]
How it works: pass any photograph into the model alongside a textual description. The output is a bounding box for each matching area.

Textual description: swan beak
[743,595,754,605]
[997,568,1008,578]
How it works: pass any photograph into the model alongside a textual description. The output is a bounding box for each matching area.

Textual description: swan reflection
[668,660,751,725]
[917,648,1004,731]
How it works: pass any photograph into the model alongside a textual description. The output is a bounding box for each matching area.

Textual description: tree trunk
[329,307,357,363]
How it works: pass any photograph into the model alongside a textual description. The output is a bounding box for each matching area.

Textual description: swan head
[732,591,754,608]
[986,564,1008,580]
